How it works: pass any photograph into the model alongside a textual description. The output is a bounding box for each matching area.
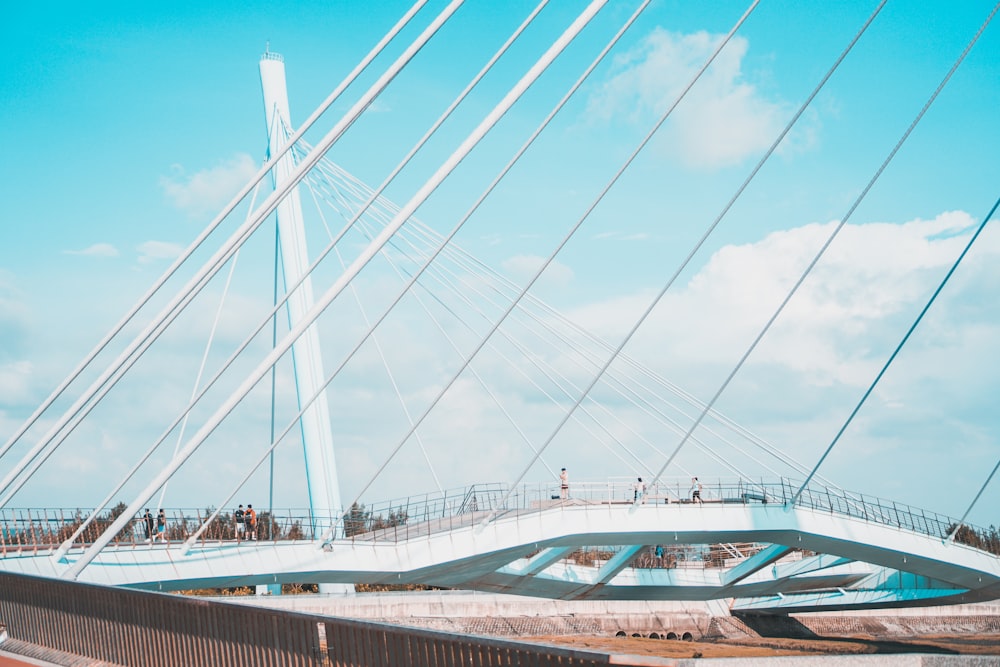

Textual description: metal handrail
[0,477,991,556]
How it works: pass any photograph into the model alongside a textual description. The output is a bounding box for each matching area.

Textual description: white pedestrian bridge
[4,7,998,625]
[2,479,998,614]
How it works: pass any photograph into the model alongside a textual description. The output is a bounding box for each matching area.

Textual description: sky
[1,1,999,530]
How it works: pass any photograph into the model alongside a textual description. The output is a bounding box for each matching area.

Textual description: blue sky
[2,1,999,528]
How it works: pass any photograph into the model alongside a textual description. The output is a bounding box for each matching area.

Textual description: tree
[343,502,371,537]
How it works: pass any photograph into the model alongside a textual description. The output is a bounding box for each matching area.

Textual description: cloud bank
[588,28,804,169]
[63,243,119,258]
[160,153,258,218]
[4,208,996,522]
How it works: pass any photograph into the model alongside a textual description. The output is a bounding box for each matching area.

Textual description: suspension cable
[184,0,599,548]
[790,3,1000,505]
[306,181,445,493]
[643,0,892,493]
[0,6,441,510]
[62,0,468,579]
[0,0,428,466]
[470,0,762,527]
[296,141,834,489]
[313,0,654,542]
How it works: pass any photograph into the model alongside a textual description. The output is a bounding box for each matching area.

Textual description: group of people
[234,504,258,541]
[142,508,167,543]
[139,505,260,544]
[557,469,704,504]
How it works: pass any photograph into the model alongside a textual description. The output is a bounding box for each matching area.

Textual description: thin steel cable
[63,0,469,578]
[401,209,834,482]
[643,0,894,493]
[798,194,1000,515]
[402,212,820,480]
[181,0,578,545]
[48,176,268,555]
[305,181,445,493]
[390,235,728,480]
[157,213,256,513]
[295,2,650,544]
[0,3,441,509]
[73,1,602,573]
[269,219,281,519]
[789,2,1000,505]
[0,0,428,465]
[470,0,762,526]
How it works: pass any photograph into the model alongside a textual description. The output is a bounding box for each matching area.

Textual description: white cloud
[8,206,995,521]
[0,360,33,404]
[679,211,983,379]
[136,240,185,264]
[587,28,802,169]
[572,211,989,382]
[502,254,574,286]
[552,210,998,510]
[0,274,29,359]
[159,153,258,218]
[63,243,119,258]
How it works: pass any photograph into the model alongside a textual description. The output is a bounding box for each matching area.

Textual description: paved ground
[528,633,1000,660]
[0,653,58,667]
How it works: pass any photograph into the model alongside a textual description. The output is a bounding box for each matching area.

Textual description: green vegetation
[343,502,408,538]
[948,523,1000,556]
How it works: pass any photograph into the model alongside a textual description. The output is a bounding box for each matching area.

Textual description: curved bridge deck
[2,479,998,613]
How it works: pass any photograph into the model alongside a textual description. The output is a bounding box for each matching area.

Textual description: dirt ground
[524,633,1000,659]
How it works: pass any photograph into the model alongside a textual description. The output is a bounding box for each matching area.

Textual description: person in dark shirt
[235,505,245,540]
[143,509,154,542]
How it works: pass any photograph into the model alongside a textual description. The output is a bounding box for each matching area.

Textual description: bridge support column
[259,50,344,536]
[260,50,352,596]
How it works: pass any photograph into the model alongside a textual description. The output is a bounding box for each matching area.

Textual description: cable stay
[3,0,993,601]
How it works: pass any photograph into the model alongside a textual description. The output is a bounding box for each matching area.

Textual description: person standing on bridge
[560,468,569,499]
[633,477,646,504]
[142,509,154,543]
[235,504,245,540]
[155,509,167,543]
[247,504,257,540]
[690,477,703,504]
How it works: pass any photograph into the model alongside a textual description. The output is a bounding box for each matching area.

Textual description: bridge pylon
[259,50,343,539]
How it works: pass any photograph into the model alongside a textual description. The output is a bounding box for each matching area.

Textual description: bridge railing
[348,477,982,550]
[0,478,987,556]
[0,506,334,555]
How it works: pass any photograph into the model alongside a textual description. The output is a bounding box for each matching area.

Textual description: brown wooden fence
[0,572,658,666]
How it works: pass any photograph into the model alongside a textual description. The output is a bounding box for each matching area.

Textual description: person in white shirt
[690,477,703,504]
[633,477,646,504]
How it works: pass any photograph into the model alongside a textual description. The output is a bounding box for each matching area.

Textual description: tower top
[261,42,283,63]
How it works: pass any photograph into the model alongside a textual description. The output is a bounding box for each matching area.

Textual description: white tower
[259,50,343,537]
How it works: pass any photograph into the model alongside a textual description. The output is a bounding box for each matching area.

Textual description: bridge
[3,478,999,612]
[2,0,1000,616]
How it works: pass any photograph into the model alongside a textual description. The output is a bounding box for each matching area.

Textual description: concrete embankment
[227,590,1000,642]
[226,590,720,638]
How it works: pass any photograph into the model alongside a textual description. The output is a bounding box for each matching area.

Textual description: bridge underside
[3,502,998,613]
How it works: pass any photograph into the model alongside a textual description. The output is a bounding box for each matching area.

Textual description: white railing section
[0,478,991,559]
